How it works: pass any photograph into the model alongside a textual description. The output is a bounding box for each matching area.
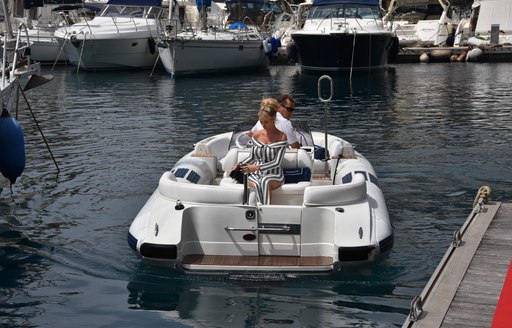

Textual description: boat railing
[101,5,162,34]
[1,23,33,89]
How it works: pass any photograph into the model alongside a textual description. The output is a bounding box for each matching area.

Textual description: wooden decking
[402,201,512,328]
[183,255,333,267]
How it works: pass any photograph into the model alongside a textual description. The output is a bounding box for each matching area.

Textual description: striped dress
[240,138,288,204]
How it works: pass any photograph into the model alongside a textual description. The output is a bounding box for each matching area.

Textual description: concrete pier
[402,189,512,327]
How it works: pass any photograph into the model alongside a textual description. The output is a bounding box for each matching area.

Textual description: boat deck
[183,255,333,267]
[402,200,512,327]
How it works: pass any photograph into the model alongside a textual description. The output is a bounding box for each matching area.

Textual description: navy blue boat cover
[313,0,379,5]
[225,0,265,3]
[106,0,162,6]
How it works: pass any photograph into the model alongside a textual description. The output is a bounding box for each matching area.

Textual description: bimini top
[313,0,380,5]
[106,0,162,6]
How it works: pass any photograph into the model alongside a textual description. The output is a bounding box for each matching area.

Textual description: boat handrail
[4,23,33,82]
[317,75,333,172]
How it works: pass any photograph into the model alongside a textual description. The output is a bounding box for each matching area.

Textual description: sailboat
[157,0,268,77]
[1,0,52,185]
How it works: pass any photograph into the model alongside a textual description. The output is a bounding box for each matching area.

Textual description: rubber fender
[148,37,156,55]
[0,107,26,184]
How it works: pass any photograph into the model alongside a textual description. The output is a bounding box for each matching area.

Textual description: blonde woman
[239,99,288,204]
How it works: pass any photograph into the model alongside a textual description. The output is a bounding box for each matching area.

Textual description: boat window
[120,6,144,18]
[100,4,161,18]
[308,4,381,20]
[102,5,122,17]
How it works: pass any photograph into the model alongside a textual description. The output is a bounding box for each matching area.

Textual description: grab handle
[317,75,333,171]
[318,75,334,102]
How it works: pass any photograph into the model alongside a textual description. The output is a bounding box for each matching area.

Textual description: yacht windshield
[308,3,381,20]
[101,5,162,19]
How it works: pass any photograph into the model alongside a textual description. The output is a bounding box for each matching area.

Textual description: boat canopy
[45,0,85,4]
[106,0,162,6]
[313,0,380,5]
[225,0,266,3]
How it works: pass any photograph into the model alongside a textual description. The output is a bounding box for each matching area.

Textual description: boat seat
[221,148,314,180]
[159,171,257,205]
[220,148,314,205]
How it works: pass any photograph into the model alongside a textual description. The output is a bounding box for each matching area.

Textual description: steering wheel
[235,131,251,148]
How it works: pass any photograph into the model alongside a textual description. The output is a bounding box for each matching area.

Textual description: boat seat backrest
[221,148,313,174]
[194,134,231,159]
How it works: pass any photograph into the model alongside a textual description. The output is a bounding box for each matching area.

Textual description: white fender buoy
[430,49,452,61]
[419,53,430,63]
[262,39,272,54]
[466,48,484,61]
[0,107,26,184]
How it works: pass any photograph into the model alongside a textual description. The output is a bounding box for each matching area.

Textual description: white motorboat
[26,3,100,63]
[384,0,457,47]
[290,0,399,72]
[8,1,100,63]
[128,78,393,275]
[53,0,163,70]
[158,1,268,77]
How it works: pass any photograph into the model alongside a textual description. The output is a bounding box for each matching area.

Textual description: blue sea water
[1,62,511,327]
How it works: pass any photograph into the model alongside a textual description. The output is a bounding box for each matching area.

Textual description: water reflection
[1,63,512,327]
[126,261,409,327]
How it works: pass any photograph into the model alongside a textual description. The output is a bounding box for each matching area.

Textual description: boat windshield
[392,4,448,22]
[228,121,314,149]
[308,3,382,20]
[100,5,162,19]
[225,0,285,26]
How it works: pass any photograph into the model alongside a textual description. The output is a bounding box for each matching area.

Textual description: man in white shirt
[250,95,300,149]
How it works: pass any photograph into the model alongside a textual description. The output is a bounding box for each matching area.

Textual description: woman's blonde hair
[259,98,279,119]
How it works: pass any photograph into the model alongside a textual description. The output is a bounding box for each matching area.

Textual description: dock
[402,187,512,328]
[396,45,512,63]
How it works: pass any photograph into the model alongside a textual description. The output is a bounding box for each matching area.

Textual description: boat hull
[158,39,268,76]
[54,14,160,70]
[29,39,67,63]
[128,131,393,275]
[291,32,398,71]
[56,36,158,70]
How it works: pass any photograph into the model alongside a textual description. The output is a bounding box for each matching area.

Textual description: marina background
[1,62,511,327]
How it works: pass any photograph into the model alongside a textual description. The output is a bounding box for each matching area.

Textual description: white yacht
[385,0,457,47]
[157,0,268,77]
[53,0,163,70]
[290,0,399,72]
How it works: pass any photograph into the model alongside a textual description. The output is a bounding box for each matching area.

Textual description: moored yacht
[158,0,268,76]
[384,0,457,47]
[290,0,399,72]
[53,0,163,70]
